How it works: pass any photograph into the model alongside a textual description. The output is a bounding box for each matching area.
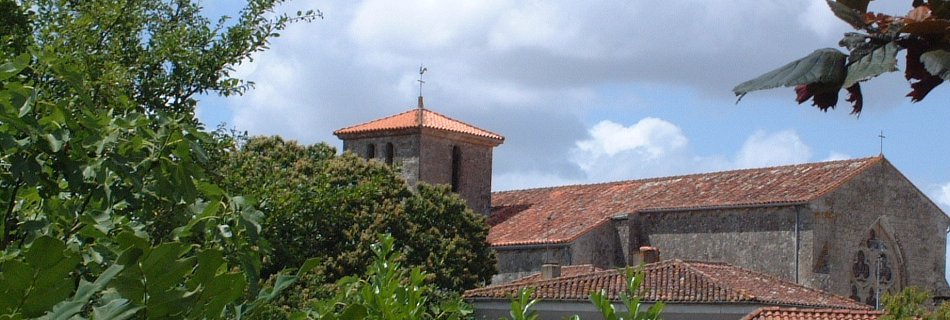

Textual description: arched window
[385,143,395,165]
[849,225,903,307]
[451,146,461,192]
[366,144,376,159]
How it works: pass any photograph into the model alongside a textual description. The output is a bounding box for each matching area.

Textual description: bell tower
[333,103,504,215]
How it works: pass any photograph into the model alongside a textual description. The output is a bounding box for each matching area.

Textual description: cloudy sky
[197,0,950,275]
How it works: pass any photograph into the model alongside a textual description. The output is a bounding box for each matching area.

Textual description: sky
[196,1,950,279]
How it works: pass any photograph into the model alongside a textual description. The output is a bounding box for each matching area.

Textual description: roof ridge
[333,109,417,134]
[462,267,625,298]
[493,156,881,194]
[421,108,505,139]
[709,262,872,310]
[804,155,883,201]
[676,260,757,301]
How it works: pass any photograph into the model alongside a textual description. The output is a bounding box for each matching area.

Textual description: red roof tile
[489,157,882,246]
[463,260,870,310]
[741,307,884,320]
[333,108,504,142]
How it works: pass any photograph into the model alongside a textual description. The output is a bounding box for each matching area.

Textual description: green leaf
[733,48,847,99]
[45,133,64,152]
[0,54,29,81]
[339,304,368,319]
[90,298,141,320]
[920,50,950,80]
[843,42,899,88]
[826,0,867,29]
[42,264,124,320]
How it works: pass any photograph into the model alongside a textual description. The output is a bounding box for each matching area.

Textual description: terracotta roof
[488,156,882,246]
[333,108,504,142]
[741,307,884,320]
[463,260,870,310]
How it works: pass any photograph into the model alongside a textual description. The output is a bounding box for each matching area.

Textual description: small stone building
[334,103,503,215]
[488,156,950,305]
[464,259,871,320]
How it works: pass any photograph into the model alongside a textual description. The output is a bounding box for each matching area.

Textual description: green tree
[0,0,318,318]
[734,0,950,114]
[880,287,950,320]
[302,234,474,320]
[213,136,497,296]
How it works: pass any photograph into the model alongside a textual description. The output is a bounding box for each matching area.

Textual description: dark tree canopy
[214,136,497,293]
[734,0,950,114]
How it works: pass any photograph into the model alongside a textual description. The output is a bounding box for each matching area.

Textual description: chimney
[541,263,561,280]
[639,246,660,264]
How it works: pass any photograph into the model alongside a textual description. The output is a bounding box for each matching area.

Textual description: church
[334,101,950,308]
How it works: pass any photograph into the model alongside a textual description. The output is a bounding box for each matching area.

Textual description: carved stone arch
[848,216,906,306]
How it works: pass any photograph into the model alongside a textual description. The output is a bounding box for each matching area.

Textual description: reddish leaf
[900,19,950,34]
[795,84,840,111]
[846,83,863,114]
[906,5,932,22]
[902,38,946,102]
[903,38,932,81]
[795,84,813,104]
[907,76,944,101]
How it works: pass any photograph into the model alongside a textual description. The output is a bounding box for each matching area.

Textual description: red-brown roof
[333,108,504,141]
[506,264,603,285]
[488,157,882,246]
[741,307,883,320]
[463,260,870,310]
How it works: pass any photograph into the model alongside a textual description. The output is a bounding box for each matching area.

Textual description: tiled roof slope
[463,260,870,310]
[488,156,882,246]
[333,108,504,141]
[507,264,603,285]
[741,307,883,320]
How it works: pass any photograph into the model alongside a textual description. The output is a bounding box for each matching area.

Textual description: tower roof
[334,108,504,142]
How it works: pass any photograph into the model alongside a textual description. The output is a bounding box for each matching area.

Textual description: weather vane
[418,65,427,97]
[417,65,427,109]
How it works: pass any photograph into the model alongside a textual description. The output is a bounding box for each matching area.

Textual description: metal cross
[878,130,886,155]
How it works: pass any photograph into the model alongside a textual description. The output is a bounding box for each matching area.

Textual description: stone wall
[635,206,804,282]
[569,219,628,269]
[339,128,495,215]
[492,244,570,284]
[419,129,494,215]
[810,159,950,300]
[341,132,421,186]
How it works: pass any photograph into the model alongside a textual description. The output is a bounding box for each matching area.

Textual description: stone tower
[333,101,504,215]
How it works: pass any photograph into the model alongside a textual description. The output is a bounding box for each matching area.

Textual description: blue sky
[196,1,950,280]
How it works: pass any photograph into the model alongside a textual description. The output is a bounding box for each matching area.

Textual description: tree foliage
[734,0,950,114]
[0,0,318,318]
[301,234,474,320]
[213,136,497,295]
[880,287,950,320]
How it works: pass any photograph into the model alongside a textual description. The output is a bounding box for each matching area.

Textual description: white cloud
[823,151,851,162]
[575,118,687,159]
[735,130,812,168]
[937,183,950,209]
[797,0,844,40]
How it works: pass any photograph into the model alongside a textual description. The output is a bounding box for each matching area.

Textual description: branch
[1,178,23,250]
